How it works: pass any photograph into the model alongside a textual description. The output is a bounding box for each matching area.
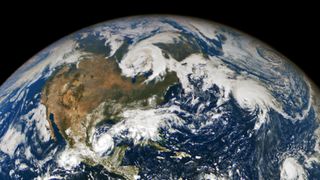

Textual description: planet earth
[0,15,320,179]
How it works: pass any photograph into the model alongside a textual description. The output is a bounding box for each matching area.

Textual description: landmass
[41,53,179,179]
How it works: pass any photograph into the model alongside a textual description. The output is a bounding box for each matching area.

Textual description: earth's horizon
[0,15,319,179]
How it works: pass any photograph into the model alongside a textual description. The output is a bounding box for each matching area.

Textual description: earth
[0,15,320,179]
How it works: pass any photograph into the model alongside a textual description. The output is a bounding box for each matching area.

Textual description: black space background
[0,2,319,88]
